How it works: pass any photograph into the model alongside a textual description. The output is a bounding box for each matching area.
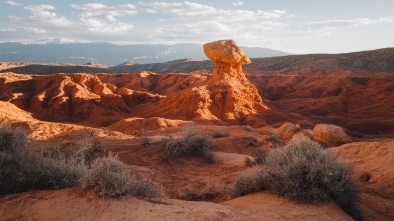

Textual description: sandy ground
[0,189,353,221]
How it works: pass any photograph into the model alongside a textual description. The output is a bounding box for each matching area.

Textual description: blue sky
[1,0,393,54]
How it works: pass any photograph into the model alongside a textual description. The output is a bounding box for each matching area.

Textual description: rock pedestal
[203,39,250,82]
[154,39,266,122]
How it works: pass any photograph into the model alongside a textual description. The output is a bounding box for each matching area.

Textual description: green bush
[161,127,214,163]
[80,155,159,198]
[234,137,362,221]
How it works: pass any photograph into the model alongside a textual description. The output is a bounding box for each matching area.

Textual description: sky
[0,0,393,54]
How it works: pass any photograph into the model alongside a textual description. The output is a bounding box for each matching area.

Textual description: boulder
[313,124,352,147]
[274,123,298,142]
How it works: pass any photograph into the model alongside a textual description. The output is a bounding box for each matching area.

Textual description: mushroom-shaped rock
[204,40,250,81]
[149,39,267,122]
[203,40,251,65]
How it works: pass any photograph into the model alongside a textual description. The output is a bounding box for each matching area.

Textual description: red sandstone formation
[149,40,266,122]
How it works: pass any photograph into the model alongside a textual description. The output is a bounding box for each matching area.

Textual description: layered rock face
[0,72,165,122]
[153,40,266,122]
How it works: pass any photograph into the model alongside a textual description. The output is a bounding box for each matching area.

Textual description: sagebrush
[243,136,259,147]
[80,155,159,198]
[0,125,158,199]
[0,126,87,194]
[234,137,362,221]
[161,127,214,163]
[211,130,230,138]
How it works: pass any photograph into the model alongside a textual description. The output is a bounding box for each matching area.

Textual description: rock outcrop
[151,40,266,122]
[29,74,125,121]
[0,73,166,122]
[274,123,298,142]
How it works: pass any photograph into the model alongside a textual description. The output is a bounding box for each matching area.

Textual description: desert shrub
[244,149,268,167]
[0,125,27,153]
[211,130,230,138]
[0,126,87,194]
[243,126,253,131]
[74,139,106,166]
[180,188,219,201]
[267,132,284,147]
[244,157,255,167]
[234,137,362,220]
[80,155,159,198]
[0,126,159,199]
[243,136,259,147]
[161,128,214,163]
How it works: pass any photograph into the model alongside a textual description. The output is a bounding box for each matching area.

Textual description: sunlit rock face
[204,39,251,82]
[151,39,266,122]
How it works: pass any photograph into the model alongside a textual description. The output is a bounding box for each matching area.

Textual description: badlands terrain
[0,41,393,221]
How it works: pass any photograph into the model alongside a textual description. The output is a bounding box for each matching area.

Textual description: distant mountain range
[0,42,289,65]
[2,48,394,75]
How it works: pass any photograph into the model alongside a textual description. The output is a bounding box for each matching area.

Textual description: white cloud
[0,28,16,32]
[304,18,377,30]
[4,0,20,6]
[71,3,138,22]
[258,10,286,19]
[379,17,394,23]
[7,16,22,23]
[24,4,72,27]
[23,27,47,34]
[71,3,137,35]
[78,17,134,34]
[232,0,244,6]
[147,2,285,22]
